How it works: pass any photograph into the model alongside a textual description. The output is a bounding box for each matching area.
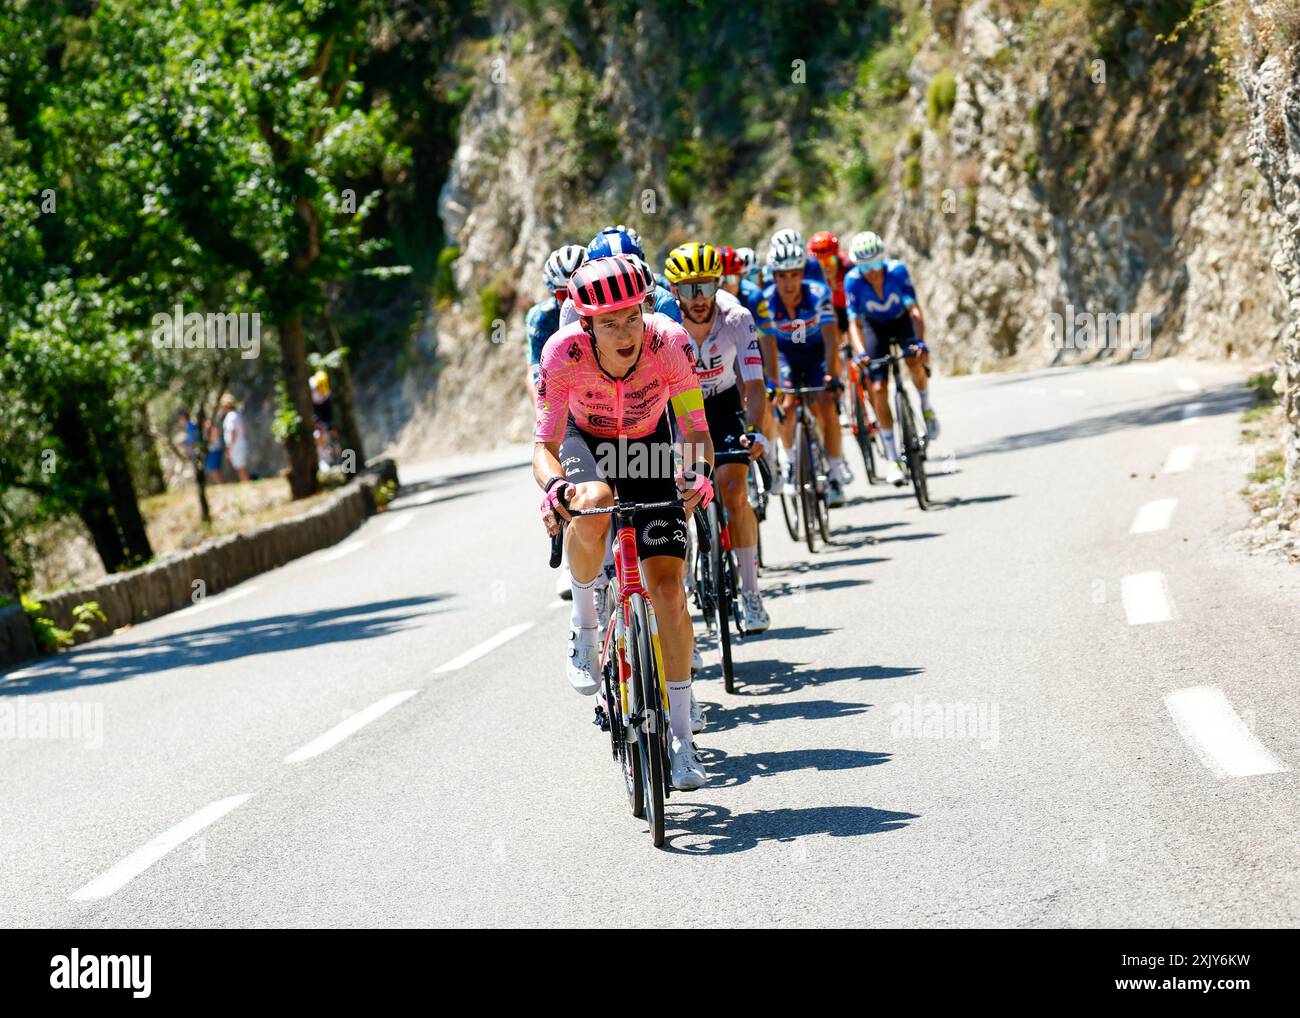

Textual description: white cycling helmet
[543,244,587,293]
[770,227,803,250]
[767,239,807,272]
[849,230,885,266]
[735,247,758,274]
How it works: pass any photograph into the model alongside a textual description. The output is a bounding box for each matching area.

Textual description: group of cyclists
[527,222,938,793]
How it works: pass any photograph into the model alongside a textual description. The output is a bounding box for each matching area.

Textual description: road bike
[846,358,889,485]
[776,386,833,553]
[690,491,740,694]
[866,342,931,510]
[745,441,773,569]
[550,496,679,847]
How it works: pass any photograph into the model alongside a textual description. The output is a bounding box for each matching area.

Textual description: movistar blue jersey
[525,297,561,369]
[759,279,835,350]
[844,259,917,323]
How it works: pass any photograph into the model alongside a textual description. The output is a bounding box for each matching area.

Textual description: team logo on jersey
[536,379,546,398]
[647,334,664,353]
[567,341,583,361]
[587,413,617,429]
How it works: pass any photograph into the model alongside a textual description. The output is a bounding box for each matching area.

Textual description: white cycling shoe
[780,462,797,497]
[739,591,770,633]
[924,409,941,440]
[670,735,706,791]
[566,627,600,696]
[691,644,703,673]
[885,459,906,487]
[827,477,846,507]
[690,689,705,734]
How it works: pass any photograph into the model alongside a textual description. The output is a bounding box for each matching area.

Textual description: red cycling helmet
[807,231,840,258]
[717,246,745,276]
[568,255,651,316]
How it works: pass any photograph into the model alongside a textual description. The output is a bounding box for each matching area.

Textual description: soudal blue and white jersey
[758,279,836,350]
[739,278,766,323]
[844,259,918,323]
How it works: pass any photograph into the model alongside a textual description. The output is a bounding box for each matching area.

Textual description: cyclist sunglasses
[675,281,719,300]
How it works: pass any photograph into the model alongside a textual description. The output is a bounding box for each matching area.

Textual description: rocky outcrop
[886,0,1285,374]
[1237,5,1300,499]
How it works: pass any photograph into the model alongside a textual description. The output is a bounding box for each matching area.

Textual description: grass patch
[926,68,957,128]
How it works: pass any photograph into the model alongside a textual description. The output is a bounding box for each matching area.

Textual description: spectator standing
[220,393,251,483]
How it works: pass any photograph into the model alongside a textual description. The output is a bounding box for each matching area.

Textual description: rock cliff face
[1237,2,1300,500]
[886,0,1284,374]
[401,0,1294,494]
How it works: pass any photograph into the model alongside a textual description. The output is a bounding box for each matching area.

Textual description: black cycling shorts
[559,413,687,561]
[835,305,849,333]
[863,314,928,384]
[704,385,750,467]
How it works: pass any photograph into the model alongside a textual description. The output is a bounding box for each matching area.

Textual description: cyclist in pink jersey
[534,255,715,792]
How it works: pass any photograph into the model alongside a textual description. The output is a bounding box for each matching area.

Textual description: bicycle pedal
[592,704,610,732]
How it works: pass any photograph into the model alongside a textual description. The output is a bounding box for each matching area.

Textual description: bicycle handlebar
[546,492,687,568]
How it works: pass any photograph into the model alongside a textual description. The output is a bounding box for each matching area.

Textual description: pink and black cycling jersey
[533,311,708,442]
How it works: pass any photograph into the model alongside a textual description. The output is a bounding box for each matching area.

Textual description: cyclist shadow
[697,698,870,733]
[695,745,891,788]
[761,577,871,601]
[761,555,888,574]
[665,802,917,855]
[713,658,923,696]
[923,493,1015,512]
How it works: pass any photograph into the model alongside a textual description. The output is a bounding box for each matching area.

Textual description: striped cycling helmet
[587,225,645,261]
[568,255,651,316]
[770,227,803,250]
[543,244,587,293]
[735,247,758,273]
[664,242,723,283]
[767,239,807,272]
[849,231,885,265]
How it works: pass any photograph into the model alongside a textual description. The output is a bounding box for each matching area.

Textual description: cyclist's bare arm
[848,317,867,360]
[822,320,842,378]
[908,301,926,340]
[533,440,565,494]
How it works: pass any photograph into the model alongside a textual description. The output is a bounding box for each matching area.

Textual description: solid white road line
[285,690,420,763]
[69,794,253,901]
[317,540,367,563]
[1130,499,1178,534]
[1164,687,1288,778]
[1181,401,1205,424]
[1163,445,1198,474]
[434,622,536,673]
[1121,572,1173,625]
[176,585,259,617]
[1177,377,1201,392]
[384,514,414,534]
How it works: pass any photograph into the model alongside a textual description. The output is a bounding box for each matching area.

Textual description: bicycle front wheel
[708,504,735,693]
[852,379,878,485]
[629,593,667,847]
[896,383,930,510]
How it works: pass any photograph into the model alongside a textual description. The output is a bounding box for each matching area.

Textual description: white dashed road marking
[1177,377,1201,392]
[384,514,414,534]
[318,540,367,563]
[434,622,536,673]
[1130,499,1178,534]
[70,794,253,901]
[1121,572,1173,625]
[1163,445,1198,474]
[1181,402,1205,424]
[1165,687,1288,778]
[285,690,420,763]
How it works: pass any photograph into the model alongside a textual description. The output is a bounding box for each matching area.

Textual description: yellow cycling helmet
[664,242,723,283]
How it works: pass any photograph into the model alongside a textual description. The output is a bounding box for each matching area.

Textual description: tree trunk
[52,402,129,573]
[138,406,167,495]
[77,493,127,575]
[0,542,18,598]
[193,408,212,525]
[279,314,321,500]
[99,433,153,567]
[321,302,366,466]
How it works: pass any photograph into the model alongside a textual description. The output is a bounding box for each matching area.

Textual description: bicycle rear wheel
[851,379,878,485]
[811,431,832,544]
[798,417,819,554]
[896,383,930,510]
[709,504,735,694]
[629,593,667,847]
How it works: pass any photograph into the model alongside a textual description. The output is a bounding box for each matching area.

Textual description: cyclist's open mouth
[617,344,636,357]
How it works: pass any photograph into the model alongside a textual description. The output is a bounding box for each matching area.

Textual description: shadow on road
[710,657,922,696]
[664,802,917,854]
[954,382,1251,462]
[697,698,870,733]
[696,746,892,788]
[0,595,446,696]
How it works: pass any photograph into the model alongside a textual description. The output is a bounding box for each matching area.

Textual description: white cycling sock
[920,389,932,412]
[570,575,598,630]
[736,546,759,591]
[830,455,845,478]
[883,433,899,462]
[667,680,693,741]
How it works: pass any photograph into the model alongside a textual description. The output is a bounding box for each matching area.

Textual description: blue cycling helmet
[587,225,645,261]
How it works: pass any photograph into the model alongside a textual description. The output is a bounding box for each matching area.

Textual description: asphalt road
[3,357,1298,928]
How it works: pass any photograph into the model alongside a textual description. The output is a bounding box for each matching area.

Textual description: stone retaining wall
[1,460,398,668]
